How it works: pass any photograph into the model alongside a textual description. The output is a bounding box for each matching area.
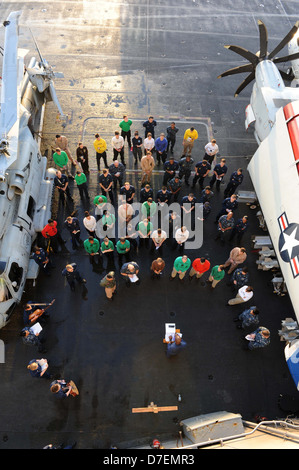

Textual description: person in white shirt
[143,133,155,155]
[83,211,97,238]
[151,228,167,255]
[112,131,125,165]
[174,226,189,252]
[227,285,253,306]
[204,139,219,164]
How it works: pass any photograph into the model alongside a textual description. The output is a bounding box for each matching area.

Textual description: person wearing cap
[167,176,182,202]
[163,156,179,186]
[27,359,52,379]
[207,264,225,289]
[143,116,157,139]
[166,122,179,154]
[166,332,187,358]
[182,127,198,157]
[203,138,219,165]
[132,130,143,163]
[93,133,108,170]
[84,236,101,266]
[150,257,165,279]
[100,271,117,300]
[178,154,194,186]
[189,257,210,281]
[169,255,191,282]
[245,326,270,350]
[116,237,131,267]
[140,184,154,203]
[209,158,228,191]
[234,306,259,330]
[155,133,168,164]
[120,261,140,287]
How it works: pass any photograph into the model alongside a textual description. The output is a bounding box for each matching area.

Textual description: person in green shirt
[93,195,107,221]
[53,148,68,170]
[119,115,133,149]
[169,255,191,282]
[100,236,115,270]
[137,218,153,249]
[75,170,89,200]
[102,210,116,243]
[84,236,101,267]
[116,237,130,267]
[207,264,225,289]
[141,198,157,219]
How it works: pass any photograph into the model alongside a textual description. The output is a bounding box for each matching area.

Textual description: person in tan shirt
[223,247,247,274]
[55,134,76,165]
[140,151,155,185]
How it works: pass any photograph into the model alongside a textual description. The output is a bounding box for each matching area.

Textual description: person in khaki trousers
[140,151,155,185]
[100,272,116,301]
[208,264,225,288]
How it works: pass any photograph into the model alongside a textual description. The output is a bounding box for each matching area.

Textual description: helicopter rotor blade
[268,21,299,60]
[234,71,256,97]
[224,45,259,65]
[258,20,268,59]
[218,63,254,78]
[29,28,44,65]
[273,51,299,64]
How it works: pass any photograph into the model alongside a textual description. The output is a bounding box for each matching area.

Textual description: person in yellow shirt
[182,127,198,157]
[93,133,108,170]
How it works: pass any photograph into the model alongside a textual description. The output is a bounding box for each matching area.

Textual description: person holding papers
[120,262,140,287]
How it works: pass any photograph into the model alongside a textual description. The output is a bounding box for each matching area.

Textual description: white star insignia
[280,226,299,259]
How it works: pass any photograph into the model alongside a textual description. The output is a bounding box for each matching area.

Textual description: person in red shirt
[189,257,210,281]
[41,219,65,253]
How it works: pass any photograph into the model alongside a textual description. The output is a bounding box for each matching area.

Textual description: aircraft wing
[248,99,299,321]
